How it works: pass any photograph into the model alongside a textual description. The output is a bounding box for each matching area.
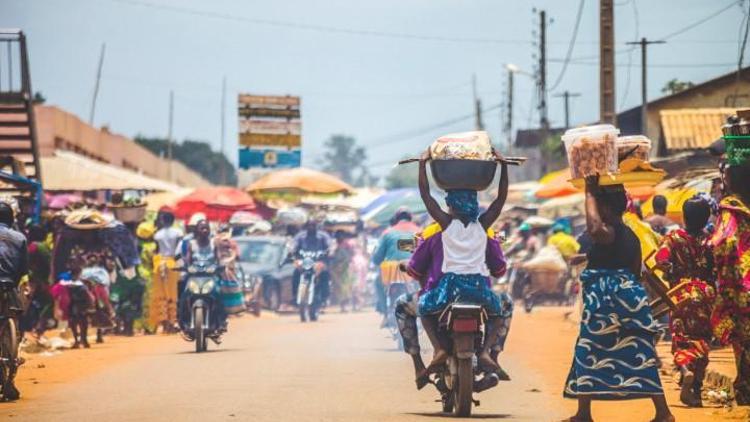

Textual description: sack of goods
[616,135,651,162]
[429,131,498,191]
[522,245,567,273]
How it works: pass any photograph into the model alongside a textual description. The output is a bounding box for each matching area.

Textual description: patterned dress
[655,229,716,372]
[710,195,750,404]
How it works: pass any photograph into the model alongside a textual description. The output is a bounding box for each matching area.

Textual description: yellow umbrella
[246,167,354,195]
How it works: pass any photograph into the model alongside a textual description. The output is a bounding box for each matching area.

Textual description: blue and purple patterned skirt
[564,268,663,400]
[417,273,506,317]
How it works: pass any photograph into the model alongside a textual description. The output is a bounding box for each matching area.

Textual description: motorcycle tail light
[452,318,478,333]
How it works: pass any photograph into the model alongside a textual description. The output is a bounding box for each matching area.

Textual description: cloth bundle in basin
[429,131,497,191]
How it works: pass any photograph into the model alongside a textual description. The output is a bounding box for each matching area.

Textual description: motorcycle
[430,302,495,417]
[296,250,326,323]
[385,273,419,350]
[178,262,224,353]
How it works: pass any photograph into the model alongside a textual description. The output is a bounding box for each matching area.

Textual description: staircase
[0,29,42,185]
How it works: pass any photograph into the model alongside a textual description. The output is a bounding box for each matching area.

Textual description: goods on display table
[722,111,750,167]
[616,135,652,162]
[562,124,619,179]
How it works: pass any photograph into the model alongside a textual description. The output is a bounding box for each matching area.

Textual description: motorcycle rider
[415,149,510,378]
[179,219,228,333]
[291,220,331,317]
[0,203,28,400]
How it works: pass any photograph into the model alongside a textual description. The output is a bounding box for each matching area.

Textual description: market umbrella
[535,168,579,199]
[360,188,417,216]
[47,193,82,210]
[245,167,354,195]
[173,187,257,222]
[367,194,428,226]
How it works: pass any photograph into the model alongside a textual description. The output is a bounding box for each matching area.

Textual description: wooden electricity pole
[599,0,616,124]
[554,91,581,129]
[473,74,484,130]
[538,10,549,132]
[626,37,666,136]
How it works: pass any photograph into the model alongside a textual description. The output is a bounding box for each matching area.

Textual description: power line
[548,0,585,92]
[660,1,740,40]
[732,0,750,106]
[109,0,537,45]
[619,0,639,108]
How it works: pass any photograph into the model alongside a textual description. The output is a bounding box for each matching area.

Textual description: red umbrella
[173,187,257,222]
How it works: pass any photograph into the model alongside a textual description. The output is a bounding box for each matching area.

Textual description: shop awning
[660,108,734,151]
[41,150,186,192]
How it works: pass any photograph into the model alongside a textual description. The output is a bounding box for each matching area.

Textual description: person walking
[655,196,716,407]
[563,177,673,422]
[150,212,183,333]
[710,152,750,406]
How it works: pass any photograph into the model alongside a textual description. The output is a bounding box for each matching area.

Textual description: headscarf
[445,189,479,221]
[693,192,719,216]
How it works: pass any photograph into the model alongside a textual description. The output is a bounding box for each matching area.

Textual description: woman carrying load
[563,176,672,422]
[415,148,509,375]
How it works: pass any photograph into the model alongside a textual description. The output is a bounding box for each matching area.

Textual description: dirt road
[2,308,746,421]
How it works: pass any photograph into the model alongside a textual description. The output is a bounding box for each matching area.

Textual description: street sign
[238,93,302,169]
[239,148,301,169]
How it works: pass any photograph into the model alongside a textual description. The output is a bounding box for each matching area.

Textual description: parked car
[234,235,295,311]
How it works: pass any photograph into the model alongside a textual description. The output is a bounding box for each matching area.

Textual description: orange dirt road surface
[1,307,747,421]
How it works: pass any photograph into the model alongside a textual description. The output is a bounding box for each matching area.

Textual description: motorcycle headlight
[302,257,315,270]
[200,280,216,294]
[187,280,201,294]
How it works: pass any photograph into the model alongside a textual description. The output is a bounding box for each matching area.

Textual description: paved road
[3,311,561,421]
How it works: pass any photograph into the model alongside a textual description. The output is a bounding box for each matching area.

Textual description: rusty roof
[659,108,735,150]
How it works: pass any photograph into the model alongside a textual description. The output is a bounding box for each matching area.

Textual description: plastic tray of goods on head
[569,158,666,189]
[562,124,620,179]
[616,135,652,162]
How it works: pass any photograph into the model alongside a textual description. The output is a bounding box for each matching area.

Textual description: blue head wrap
[445,189,479,221]
[58,271,72,281]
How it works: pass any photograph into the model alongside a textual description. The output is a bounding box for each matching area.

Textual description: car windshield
[237,240,283,264]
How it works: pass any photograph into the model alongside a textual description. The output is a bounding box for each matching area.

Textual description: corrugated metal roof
[660,108,735,150]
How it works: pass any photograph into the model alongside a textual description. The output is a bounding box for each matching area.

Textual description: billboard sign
[238,94,301,169]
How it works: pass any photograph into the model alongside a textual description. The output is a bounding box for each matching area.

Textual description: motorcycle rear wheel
[453,358,473,417]
[194,307,205,353]
[0,318,19,400]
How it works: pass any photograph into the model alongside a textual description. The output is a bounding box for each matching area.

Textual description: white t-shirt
[441,220,489,276]
[154,226,183,257]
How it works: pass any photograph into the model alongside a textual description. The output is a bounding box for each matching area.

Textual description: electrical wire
[548,0,585,92]
[109,0,536,45]
[659,1,740,40]
[732,0,750,106]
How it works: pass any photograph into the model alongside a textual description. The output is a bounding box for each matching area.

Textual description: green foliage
[135,136,237,186]
[661,78,695,95]
[320,134,376,187]
[541,133,565,164]
[384,158,418,189]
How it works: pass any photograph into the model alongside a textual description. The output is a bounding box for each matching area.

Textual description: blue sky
[1,0,745,178]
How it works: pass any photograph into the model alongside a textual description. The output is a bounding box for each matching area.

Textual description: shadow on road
[172,348,245,355]
[405,412,513,419]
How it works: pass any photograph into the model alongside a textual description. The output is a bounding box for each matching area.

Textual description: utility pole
[220,76,227,185]
[89,43,106,125]
[538,10,549,132]
[600,0,616,124]
[472,74,484,130]
[626,37,666,136]
[167,90,174,183]
[554,91,581,129]
[506,67,514,154]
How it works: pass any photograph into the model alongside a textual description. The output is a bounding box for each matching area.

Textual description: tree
[661,78,695,95]
[384,158,418,189]
[135,136,237,186]
[319,134,374,187]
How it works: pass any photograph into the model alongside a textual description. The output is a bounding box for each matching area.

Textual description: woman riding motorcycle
[416,149,510,377]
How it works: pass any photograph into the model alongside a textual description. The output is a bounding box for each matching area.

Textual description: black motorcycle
[296,250,326,323]
[432,302,493,417]
[0,279,21,400]
[178,262,224,353]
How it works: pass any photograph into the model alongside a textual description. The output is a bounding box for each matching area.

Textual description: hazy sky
[1,0,745,178]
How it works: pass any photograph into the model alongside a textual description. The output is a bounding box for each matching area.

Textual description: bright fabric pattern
[655,228,716,371]
[445,189,479,221]
[417,273,505,317]
[710,194,750,404]
[564,269,663,400]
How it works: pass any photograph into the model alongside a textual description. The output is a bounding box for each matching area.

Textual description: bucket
[616,135,652,161]
[562,124,619,179]
[430,159,497,191]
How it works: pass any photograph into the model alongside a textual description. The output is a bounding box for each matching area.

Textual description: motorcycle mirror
[397,238,416,253]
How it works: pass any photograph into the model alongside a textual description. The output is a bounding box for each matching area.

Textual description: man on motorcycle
[0,203,28,400]
[371,208,420,319]
[179,219,228,333]
[291,220,331,310]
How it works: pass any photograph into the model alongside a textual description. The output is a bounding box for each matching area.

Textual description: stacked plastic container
[562,124,619,179]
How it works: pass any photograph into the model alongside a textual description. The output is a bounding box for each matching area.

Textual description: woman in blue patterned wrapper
[563,175,673,422]
[416,149,510,377]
